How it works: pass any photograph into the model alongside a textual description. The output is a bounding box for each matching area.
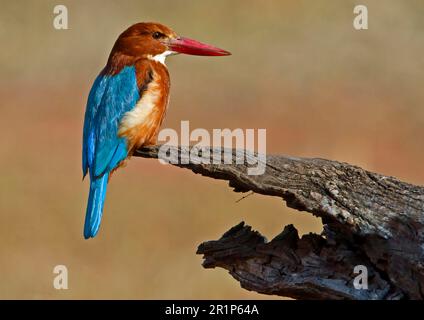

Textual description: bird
[82,22,230,239]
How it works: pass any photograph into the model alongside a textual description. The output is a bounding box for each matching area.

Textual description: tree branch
[134,145,424,300]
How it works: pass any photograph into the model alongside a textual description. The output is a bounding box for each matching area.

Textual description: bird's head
[108,22,230,66]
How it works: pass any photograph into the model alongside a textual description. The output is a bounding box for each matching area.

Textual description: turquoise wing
[82,66,141,178]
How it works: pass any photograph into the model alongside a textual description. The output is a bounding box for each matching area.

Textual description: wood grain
[135,145,424,300]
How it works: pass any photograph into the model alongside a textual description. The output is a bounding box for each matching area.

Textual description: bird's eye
[152,32,165,39]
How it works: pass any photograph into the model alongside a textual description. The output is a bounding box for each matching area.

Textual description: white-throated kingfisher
[82,22,230,239]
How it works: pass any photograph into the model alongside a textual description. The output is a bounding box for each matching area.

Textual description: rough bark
[134,145,424,300]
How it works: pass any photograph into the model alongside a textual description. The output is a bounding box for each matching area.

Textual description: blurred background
[1,0,424,299]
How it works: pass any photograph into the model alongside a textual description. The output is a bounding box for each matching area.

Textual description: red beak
[168,37,231,56]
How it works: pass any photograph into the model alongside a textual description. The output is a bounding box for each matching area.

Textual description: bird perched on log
[82,22,230,239]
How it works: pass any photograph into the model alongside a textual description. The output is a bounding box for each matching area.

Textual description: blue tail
[84,173,109,239]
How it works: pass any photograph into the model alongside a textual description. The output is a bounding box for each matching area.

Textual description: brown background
[1,0,423,299]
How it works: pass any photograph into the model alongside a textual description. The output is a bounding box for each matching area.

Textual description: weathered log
[134,145,424,300]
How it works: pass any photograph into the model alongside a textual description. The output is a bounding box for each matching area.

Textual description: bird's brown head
[106,22,230,73]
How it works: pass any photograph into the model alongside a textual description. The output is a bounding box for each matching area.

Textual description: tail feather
[84,173,109,239]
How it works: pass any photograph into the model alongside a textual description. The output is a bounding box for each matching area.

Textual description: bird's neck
[103,52,138,76]
[135,59,170,92]
[103,50,172,76]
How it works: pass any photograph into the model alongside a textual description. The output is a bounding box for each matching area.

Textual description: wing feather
[82,66,141,179]
[82,74,108,178]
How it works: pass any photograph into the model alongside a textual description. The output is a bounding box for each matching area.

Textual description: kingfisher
[82,22,230,239]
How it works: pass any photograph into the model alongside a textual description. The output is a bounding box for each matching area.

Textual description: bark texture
[134,145,424,300]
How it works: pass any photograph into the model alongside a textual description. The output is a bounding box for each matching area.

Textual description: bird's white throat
[149,51,175,65]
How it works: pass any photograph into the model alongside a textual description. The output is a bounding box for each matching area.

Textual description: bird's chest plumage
[118,61,170,153]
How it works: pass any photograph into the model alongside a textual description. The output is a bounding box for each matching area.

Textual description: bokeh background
[1,0,424,299]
